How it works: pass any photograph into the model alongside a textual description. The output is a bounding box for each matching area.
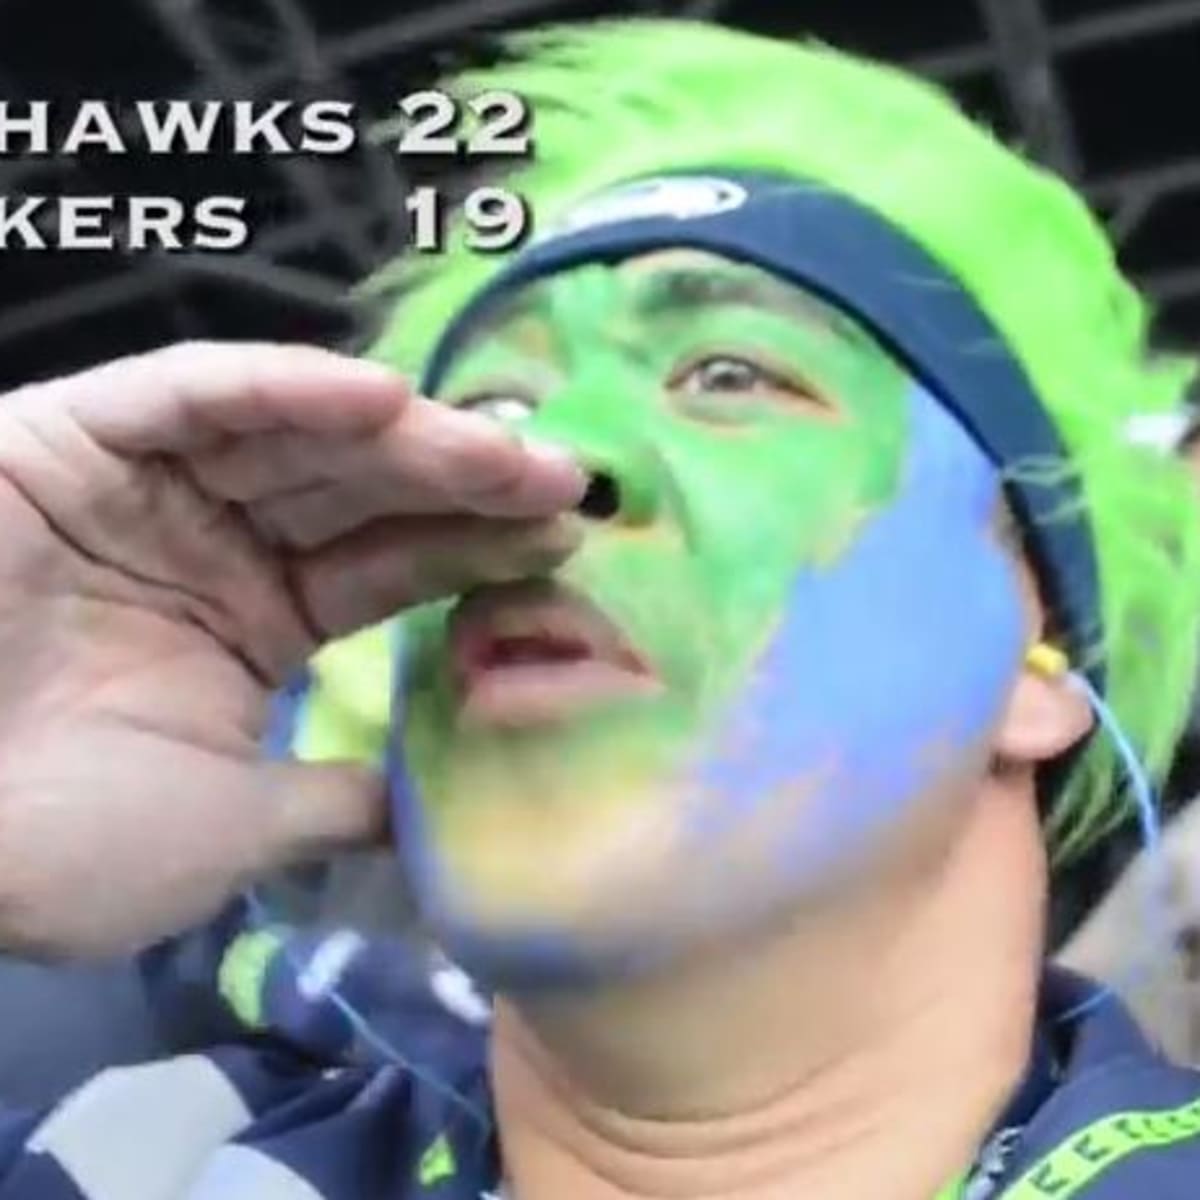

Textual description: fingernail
[519,435,586,483]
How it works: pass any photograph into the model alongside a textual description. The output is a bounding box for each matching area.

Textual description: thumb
[248,760,391,875]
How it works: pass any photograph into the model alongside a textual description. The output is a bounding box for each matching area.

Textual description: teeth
[451,586,644,678]
[490,637,587,665]
[491,612,540,640]
[490,609,581,645]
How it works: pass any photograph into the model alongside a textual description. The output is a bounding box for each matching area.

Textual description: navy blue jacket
[1,909,1199,1199]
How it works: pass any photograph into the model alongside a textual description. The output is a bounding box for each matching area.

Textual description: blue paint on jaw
[392,763,640,990]
[689,383,1027,869]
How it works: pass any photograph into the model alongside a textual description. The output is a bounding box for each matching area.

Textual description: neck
[491,786,1046,1200]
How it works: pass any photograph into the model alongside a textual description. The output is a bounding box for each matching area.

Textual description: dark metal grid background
[0,0,1197,391]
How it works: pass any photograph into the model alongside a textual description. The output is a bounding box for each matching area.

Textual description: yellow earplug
[1026,642,1069,679]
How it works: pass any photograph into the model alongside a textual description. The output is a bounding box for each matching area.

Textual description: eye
[455,392,537,424]
[667,353,829,422]
[675,355,772,395]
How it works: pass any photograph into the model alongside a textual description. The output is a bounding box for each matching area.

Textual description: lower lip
[455,659,663,728]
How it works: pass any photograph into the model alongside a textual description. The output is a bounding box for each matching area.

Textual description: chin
[398,810,698,994]
[404,828,804,997]
[420,907,665,995]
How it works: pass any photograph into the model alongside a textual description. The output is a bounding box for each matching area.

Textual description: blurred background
[1,0,1198,393]
[1,0,1199,1093]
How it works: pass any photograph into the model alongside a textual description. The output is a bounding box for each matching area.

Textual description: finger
[349,400,587,519]
[188,394,586,518]
[291,513,583,639]
[189,432,451,513]
[247,483,405,550]
[249,760,391,877]
[188,431,363,503]
[10,342,413,455]
[246,471,569,550]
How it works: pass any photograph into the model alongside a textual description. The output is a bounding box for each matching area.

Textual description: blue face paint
[686,383,1026,880]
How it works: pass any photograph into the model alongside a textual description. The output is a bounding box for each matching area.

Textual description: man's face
[393,250,1027,988]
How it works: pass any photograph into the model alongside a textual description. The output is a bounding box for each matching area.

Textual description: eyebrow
[464,290,547,338]
[452,261,873,362]
[632,264,871,351]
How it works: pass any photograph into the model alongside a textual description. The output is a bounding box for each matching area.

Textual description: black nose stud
[576,471,621,519]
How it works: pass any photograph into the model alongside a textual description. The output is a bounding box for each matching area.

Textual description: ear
[994,654,1094,765]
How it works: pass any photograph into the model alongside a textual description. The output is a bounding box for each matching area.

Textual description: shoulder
[3,1041,496,1200]
[1000,971,1200,1198]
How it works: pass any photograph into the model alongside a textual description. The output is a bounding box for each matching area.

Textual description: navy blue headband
[421,170,1103,689]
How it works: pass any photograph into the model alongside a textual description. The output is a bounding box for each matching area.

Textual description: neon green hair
[364,18,1200,864]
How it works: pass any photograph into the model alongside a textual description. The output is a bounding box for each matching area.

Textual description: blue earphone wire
[1053,670,1171,1024]
[240,887,493,1135]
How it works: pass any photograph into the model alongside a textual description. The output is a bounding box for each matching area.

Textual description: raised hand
[0,342,585,958]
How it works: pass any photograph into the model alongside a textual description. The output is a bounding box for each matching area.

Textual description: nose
[524,380,664,527]
[576,470,622,520]
[556,441,661,526]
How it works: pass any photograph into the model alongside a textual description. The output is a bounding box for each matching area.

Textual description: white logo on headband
[1124,410,1192,452]
[535,176,748,242]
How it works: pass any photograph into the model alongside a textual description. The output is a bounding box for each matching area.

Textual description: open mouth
[446,580,661,727]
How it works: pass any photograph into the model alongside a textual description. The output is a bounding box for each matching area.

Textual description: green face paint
[392,250,918,972]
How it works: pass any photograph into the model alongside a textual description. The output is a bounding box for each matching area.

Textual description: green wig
[363,18,1200,865]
